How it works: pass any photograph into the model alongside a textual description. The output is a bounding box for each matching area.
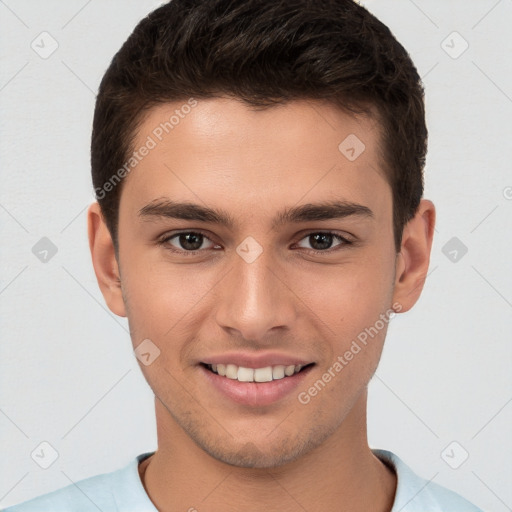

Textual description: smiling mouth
[201,362,315,383]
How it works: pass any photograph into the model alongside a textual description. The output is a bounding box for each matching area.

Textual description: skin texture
[88,97,435,512]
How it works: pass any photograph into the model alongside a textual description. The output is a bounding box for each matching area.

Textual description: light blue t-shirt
[3,449,483,511]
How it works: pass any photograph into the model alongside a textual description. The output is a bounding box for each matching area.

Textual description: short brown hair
[91,0,427,252]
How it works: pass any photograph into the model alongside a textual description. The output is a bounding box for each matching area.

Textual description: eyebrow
[138,198,374,230]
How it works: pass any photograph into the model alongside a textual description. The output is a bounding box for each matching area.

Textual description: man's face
[116,97,398,467]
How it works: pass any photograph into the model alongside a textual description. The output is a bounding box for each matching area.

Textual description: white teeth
[272,365,285,380]
[226,364,238,379]
[254,367,273,382]
[237,366,254,382]
[207,362,306,381]
[284,365,296,376]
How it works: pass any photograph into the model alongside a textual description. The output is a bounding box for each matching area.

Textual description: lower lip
[200,364,314,407]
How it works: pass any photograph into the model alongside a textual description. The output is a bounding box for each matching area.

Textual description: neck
[139,391,396,512]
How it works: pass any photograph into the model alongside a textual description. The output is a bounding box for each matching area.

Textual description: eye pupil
[180,233,203,251]
[310,233,333,250]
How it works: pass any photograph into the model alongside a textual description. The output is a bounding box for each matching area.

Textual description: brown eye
[295,232,351,253]
[161,232,216,253]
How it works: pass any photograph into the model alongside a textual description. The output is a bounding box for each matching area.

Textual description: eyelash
[157,230,353,256]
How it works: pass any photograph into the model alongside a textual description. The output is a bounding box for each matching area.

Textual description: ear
[392,199,436,313]
[87,202,126,317]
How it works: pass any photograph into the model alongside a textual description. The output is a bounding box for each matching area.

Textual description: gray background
[0,0,511,510]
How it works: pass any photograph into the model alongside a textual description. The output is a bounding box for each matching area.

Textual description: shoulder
[2,471,116,512]
[2,452,156,512]
[373,449,484,512]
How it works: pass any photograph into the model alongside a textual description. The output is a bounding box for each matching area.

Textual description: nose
[214,244,298,342]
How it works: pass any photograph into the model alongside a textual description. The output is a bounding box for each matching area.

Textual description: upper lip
[200,351,314,368]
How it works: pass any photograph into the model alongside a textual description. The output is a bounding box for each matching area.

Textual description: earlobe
[392,199,436,313]
[87,202,127,317]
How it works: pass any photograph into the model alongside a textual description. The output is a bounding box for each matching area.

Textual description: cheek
[303,286,392,410]
[120,256,219,345]
[295,258,395,390]
[302,257,394,331]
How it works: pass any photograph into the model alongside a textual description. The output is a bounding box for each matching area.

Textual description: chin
[213,443,303,469]
[196,425,330,470]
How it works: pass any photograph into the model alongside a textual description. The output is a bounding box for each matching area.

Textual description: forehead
[120,97,390,225]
